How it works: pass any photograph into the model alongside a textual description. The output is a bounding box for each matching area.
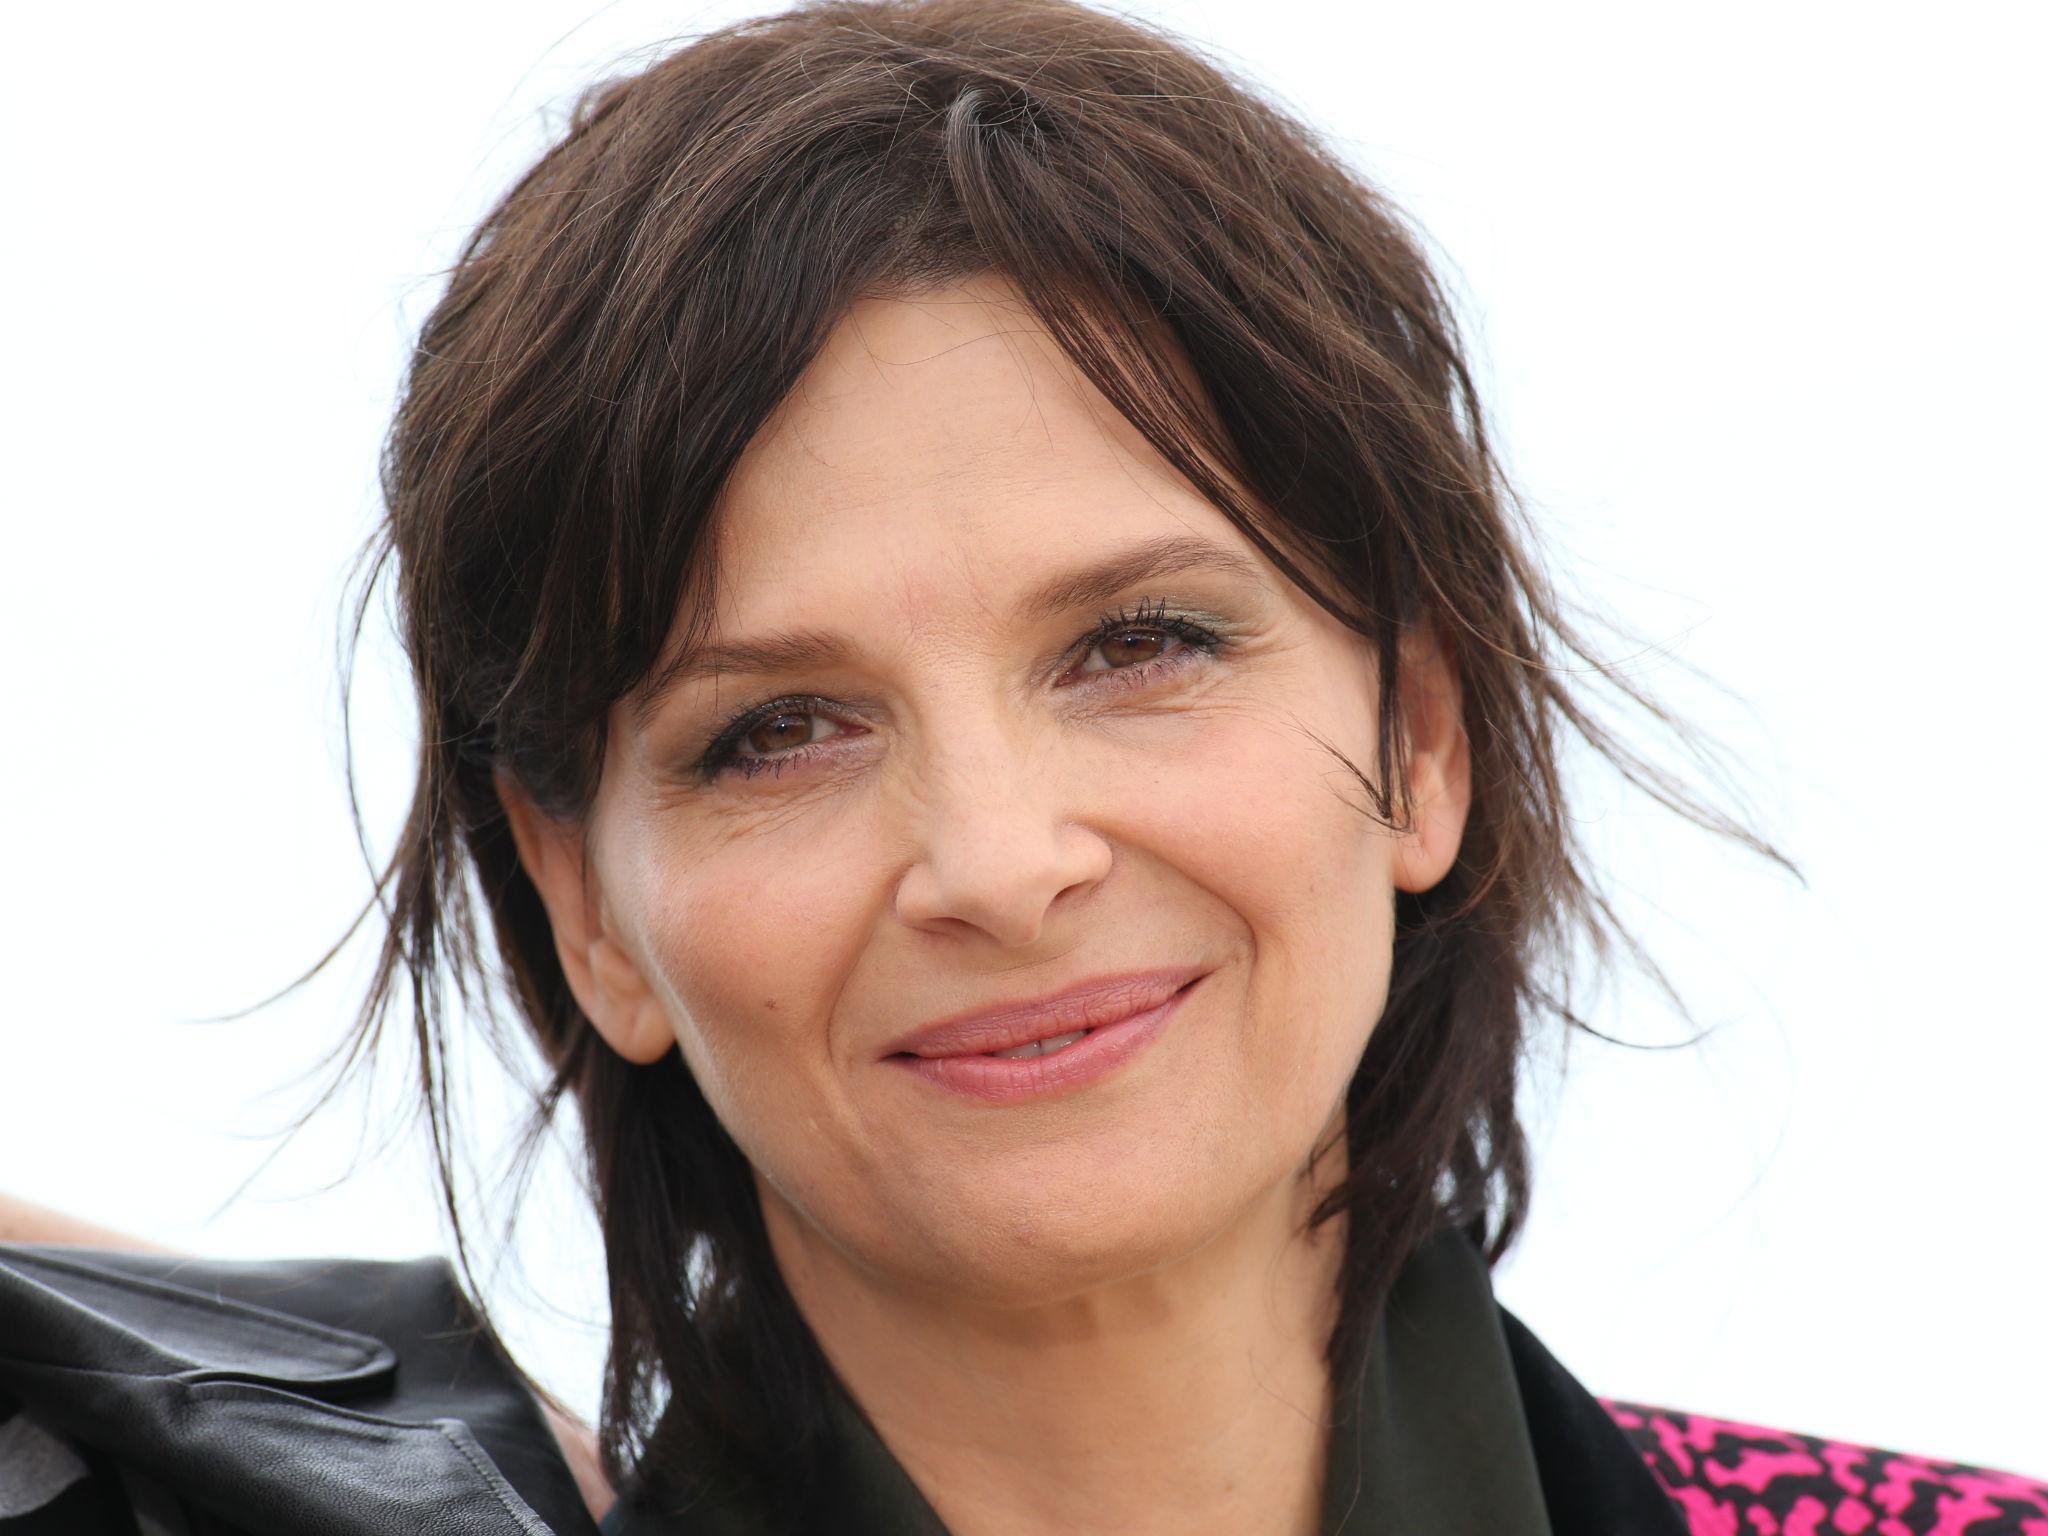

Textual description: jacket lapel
[1499,1308,1690,1535]
[1323,1229,1553,1535]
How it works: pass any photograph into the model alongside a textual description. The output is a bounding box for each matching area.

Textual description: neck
[761,1148,1349,1536]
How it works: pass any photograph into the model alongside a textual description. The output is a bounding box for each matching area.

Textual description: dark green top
[607,1227,1552,1535]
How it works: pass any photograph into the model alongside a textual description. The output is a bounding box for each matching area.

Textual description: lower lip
[888,978,1201,1104]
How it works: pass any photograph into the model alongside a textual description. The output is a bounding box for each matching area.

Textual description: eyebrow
[1012,533,1262,626]
[635,532,1263,720]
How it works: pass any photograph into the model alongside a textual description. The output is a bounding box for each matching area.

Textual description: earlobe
[494,771,676,1065]
[1389,629,1472,896]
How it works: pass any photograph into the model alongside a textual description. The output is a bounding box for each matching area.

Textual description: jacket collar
[1500,1305,1691,1535]
[1321,1225,1553,1534]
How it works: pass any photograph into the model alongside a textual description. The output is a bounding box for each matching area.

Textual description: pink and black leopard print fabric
[1602,1401,2048,1535]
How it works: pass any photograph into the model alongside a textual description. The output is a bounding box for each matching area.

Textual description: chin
[886,1149,1263,1309]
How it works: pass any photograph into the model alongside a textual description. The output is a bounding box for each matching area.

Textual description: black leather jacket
[0,1244,597,1535]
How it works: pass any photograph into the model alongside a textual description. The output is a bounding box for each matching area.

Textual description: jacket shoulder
[1601,1399,2048,1535]
[0,1243,597,1536]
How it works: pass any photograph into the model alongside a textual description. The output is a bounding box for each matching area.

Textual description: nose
[892,727,1113,947]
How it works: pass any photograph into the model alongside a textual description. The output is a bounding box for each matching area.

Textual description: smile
[883,968,1206,1103]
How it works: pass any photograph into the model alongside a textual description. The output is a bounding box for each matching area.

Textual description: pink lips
[883,966,1205,1103]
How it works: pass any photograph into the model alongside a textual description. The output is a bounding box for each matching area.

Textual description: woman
[1,1,2041,1532]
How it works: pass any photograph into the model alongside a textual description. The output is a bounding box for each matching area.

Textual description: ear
[1390,626,1472,896]
[495,771,676,1065]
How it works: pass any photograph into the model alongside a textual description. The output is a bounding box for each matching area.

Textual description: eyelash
[695,599,1228,781]
[1068,599,1226,692]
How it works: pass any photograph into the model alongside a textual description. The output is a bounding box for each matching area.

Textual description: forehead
[704,276,1232,629]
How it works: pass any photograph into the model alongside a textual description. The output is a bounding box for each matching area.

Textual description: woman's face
[512,275,1468,1306]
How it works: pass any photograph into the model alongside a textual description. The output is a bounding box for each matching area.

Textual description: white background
[2,0,2042,1477]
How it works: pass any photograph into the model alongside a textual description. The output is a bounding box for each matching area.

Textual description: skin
[0,1192,175,1252]
[504,274,1471,1536]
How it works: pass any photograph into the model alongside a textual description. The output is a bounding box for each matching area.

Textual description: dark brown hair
[347,0,1778,1523]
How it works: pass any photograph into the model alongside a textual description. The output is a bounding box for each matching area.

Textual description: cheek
[1123,693,1395,1091]
[611,810,881,1140]
[1133,682,1390,927]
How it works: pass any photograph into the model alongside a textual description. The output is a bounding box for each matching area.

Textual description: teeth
[987,1029,1089,1060]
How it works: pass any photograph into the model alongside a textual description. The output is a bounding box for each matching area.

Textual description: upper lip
[884,966,1206,1059]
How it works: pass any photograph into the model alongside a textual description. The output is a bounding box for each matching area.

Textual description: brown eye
[1099,628,1169,667]
[742,710,823,757]
[1067,608,1223,684]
